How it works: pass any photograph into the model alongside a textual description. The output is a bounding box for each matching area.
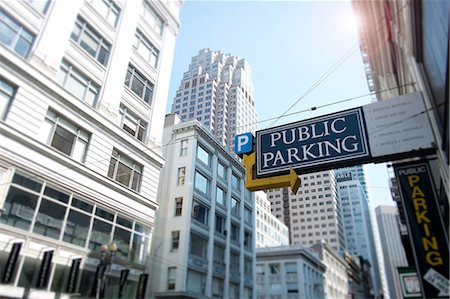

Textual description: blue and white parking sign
[234,133,254,156]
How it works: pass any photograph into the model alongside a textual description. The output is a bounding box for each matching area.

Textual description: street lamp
[93,243,117,299]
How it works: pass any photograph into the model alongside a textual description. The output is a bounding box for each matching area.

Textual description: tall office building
[266,170,345,253]
[171,48,258,150]
[150,114,254,299]
[375,205,409,299]
[0,0,181,297]
[335,168,387,299]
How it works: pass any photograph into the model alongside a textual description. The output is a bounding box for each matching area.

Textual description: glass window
[107,148,142,191]
[33,198,67,239]
[194,171,209,194]
[213,243,225,266]
[119,104,147,141]
[196,144,210,166]
[244,207,252,223]
[180,139,188,156]
[192,200,208,226]
[231,197,239,215]
[0,77,15,119]
[142,1,164,36]
[177,167,186,185]
[190,233,207,258]
[70,17,111,65]
[231,173,240,190]
[167,267,176,290]
[212,277,224,298]
[133,29,159,69]
[130,232,146,264]
[174,197,182,216]
[187,270,205,294]
[112,226,131,259]
[244,257,252,276]
[215,187,225,206]
[91,0,120,27]
[124,64,154,104]
[285,262,297,274]
[244,231,252,248]
[58,60,100,106]
[42,110,90,162]
[171,231,179,250]
[0,186,38,230]
[63,209,91,246]
[89,218,112,252]
[0,10,35,57]
[269,263,280,274]
[230,251,239,274]
[230,222,239,242]
[215,213,225,235]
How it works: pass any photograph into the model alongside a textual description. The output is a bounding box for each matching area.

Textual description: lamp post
[94,243,117,299]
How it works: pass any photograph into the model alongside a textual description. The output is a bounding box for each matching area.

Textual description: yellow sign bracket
[243,152,301,193]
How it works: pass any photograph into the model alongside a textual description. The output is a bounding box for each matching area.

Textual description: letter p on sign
[234,133,253,157]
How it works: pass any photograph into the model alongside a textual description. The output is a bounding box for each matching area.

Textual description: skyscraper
[171,48,258,150]
[266,171,346,253]
[335,168,387,299]
[0,0,181,297]
[375,205,409,299]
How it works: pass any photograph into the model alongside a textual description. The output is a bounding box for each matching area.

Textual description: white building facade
[310,242,349,299]
[170,48,258,150]
[256,245,326,299]
[0,0,181,298]
[149,115,255,299]
[255,191,289,248]
[375,205,409,299]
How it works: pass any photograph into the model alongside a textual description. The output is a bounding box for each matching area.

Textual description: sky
[166,0,395,208]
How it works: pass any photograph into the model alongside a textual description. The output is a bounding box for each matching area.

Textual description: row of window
[0,173,149,263]
[2,78,146,192]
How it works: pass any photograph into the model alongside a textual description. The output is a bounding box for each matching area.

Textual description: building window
[244,257,252,276]
[124,64,154,104]
[107,149,142,191]
[190,232,207,258]
[213,243,225,266]
[133,29,159,69]
[174,197,182,216]
[196,144,210,166]
[230,222,239,242]
[215,213,225,235]
[119,104,146,141]
[212,277,224,298]
[42,110,90,162]
[230,251,239,274]
[244,231,252,248]
[231,173,240,190]
[192,200,208,226]
[0,10,35,57]
[58,60,100,106]
[244,206,252,223]
[171,231,179,250]
[177,167,186,185]
[142,1,164,36]
[0,77,15,119]
[194,171,209,194]
[231,197,240,215]
[285,262,297,274]
[217,162,227,179]
[167,267,176,290]
[91,0,120,27]
[269,263,280,274]
[215,186,225,206]
[70,17,111,66]
[180,139,188,156]
[187,269,205,295]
